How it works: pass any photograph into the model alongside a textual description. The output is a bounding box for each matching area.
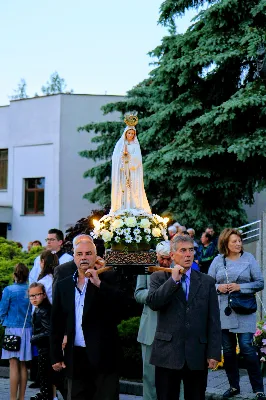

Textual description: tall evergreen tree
[79,0,266,230]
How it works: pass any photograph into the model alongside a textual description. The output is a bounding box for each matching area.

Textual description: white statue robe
[110,129,151,214]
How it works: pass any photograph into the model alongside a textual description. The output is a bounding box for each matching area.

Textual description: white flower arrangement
[92,210,169,249]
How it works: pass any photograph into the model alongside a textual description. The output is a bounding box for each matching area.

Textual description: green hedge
[0,238,43,292]
[118,316,142,380]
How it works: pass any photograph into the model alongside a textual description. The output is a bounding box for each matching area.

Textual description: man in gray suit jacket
[146,235,221,400]
[135,241,172,400]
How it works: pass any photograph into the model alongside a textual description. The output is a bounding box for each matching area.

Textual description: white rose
[139,218,151,229]
[101,230,113,242]
[161,228,168,240]
[111,219,124,229]
[125,217,137,227]
[152,227,161,238]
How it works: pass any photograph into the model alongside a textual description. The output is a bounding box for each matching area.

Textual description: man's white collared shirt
[74,278,88,347]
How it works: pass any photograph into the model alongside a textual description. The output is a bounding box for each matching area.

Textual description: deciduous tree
[10,79,29,100]
[41,71,73,95]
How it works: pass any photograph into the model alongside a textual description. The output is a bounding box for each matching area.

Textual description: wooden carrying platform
[105,249,157,266]
[103,249,157,275]
[90,250,183,276]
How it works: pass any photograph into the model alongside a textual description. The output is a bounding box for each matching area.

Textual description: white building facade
[0,94,124,248]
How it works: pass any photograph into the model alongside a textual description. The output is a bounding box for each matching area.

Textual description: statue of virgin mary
[110,114,151,214]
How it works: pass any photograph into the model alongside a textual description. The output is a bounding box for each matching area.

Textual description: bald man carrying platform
[51,239,127,400]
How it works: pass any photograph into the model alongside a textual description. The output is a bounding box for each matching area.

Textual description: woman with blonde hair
[209,228,265,399]
[0,263,32,400]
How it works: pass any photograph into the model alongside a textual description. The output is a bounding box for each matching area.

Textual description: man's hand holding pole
[171,265,184,282]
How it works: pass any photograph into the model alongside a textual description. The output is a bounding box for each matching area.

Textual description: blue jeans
[222,330,264,393]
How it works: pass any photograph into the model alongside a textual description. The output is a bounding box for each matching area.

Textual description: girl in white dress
[37,250,59,304]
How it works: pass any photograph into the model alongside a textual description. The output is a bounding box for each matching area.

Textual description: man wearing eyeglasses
[29,229,73,284]
[146,235,221,400]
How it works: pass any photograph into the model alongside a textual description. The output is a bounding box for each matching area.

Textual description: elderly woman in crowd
[209,228,265,399]
[0,263,32,400]
[135,241,172,400]
[168,225,177,239]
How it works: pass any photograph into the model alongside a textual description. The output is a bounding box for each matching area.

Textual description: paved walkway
[0,367,265,399]
[205,368,265,399]
[0,376,142,400]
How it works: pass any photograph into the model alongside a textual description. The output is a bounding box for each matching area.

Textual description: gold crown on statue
[124,112,138,127]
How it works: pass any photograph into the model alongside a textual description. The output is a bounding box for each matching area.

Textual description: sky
[0,0,197,106]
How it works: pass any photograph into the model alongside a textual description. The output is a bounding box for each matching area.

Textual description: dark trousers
[222,330,264,393]
[155,364,208,400]
[67,347,119,400]
[30,354,40,383]
[38,353,53,400]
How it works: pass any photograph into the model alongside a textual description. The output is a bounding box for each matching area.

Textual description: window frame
[0,149,8,190]
[24,178,45,215]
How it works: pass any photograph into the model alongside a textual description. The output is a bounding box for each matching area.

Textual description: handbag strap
[21,302,30,337]
[223,257,232,309]
[223,257,230,284]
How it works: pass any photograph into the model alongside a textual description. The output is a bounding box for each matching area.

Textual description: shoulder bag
[223,257,257,316]
[2,302,30,352]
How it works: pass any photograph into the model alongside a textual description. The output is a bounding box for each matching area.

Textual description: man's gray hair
[73,234,93,247]
[73,235,96,254]
[168,225,177,234]
[173,221,181,228]
[156,241,171,256]
[170,235,194,252]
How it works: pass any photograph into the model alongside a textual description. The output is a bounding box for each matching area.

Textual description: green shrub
[0,238,44,292]
[118,316,142,380]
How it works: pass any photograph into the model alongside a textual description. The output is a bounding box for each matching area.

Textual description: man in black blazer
[146,235,221,400]
[53,259,77,288]
[50,239,125,400]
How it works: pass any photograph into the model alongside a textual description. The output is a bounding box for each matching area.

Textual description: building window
[24,178,45,215]
[0,149,8,190]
